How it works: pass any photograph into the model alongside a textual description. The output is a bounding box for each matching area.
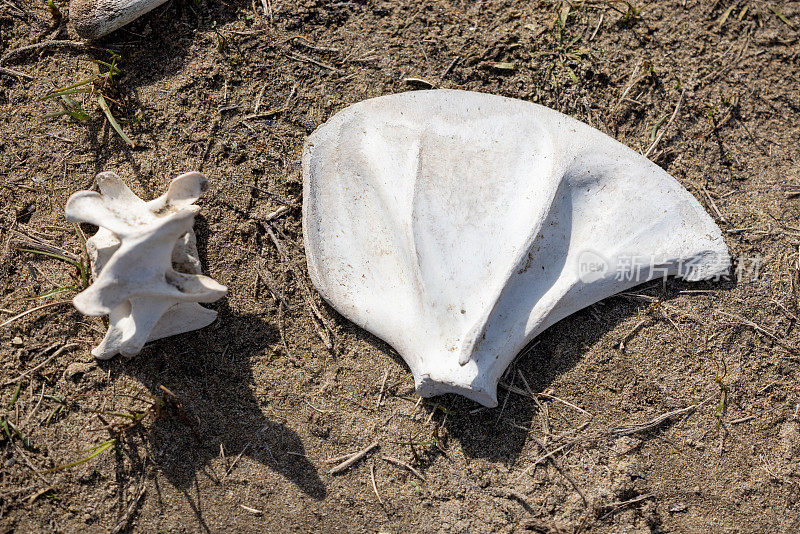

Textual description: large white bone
[303,89,731,407]
[65,171,227,359]
[70,0,170,40]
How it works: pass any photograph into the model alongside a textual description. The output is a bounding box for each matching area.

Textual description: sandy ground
[1,0,799,532]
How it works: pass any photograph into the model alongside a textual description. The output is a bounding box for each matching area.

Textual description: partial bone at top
[70,0,171,40]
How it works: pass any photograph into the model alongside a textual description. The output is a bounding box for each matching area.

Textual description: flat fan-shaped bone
[65,171,227,359]
[303,89,731,408]
[70,0,170,40]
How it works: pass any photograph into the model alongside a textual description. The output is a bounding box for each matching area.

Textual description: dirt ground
[0,0,799,532]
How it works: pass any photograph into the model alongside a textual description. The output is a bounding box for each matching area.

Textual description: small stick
[0,0,25,16]
[110,479,147,534]
[590,13,604,40]
[499,382,592,417]
[242,108,284,121]
[599,493,655,520]
[287,52,338,72]
[514,441,573,481]
[370,463,384,506]
[240,504,263,515]
[223,444,250,480]
[716,310,798,354]
[260,205,290,223]
[381,455,426,481]
[329,441,379,474]
[22,382,46,427]
[617,317,649,350]
[539,392,593,418]
[326,452,359,464]
[4,343,79,386]
[607,398,713,437]
[699,184,727,223]
[529,435,587,508]
[729,402,790,424]
[256,262,290,309]
[518,370,550,435]
[0,66,32,79]
[376,368,389,408]
[253,82,268,113]
[263,225,335,349]
[441,56,460,78]
[644,88,686,158]
[303,398,331,414]
[610,61,645,116]
[248,185,293,206]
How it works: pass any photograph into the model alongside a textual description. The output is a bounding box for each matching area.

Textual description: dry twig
[4,343,79,386]
[329,441,379,474]
[644,88,686,158]
[381,455,426,481]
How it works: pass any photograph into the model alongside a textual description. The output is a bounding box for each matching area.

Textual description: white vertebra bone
[65,171,227,359]
[303,89,730,407]
[70,0,170,40]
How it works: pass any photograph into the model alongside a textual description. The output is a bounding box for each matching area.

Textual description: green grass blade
[770,7,795,28]
[97,95,134,147]
[9,383,22,408]
[45,110,70,119]
[717,5,735,28]
[40,86,93,100]
[39,78,96,100]
[44,439,116,473]
[60,96,91,121]
[566,65,579,83]
[649,115,668,141]
[25,286,79,300]
[17,248,81,268]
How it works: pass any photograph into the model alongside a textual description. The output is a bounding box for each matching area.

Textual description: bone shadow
[102,300,327,503]
[400,274,737,466]
[358,174,737,465]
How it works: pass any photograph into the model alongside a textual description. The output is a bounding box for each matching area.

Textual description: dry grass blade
[263,224,336,349]
[644,88,686,158]
[376,368,390,408]
[605,397,713,437]
[370,463,384,506]
[499,382,592,417]
[599,493,655,520]
[529,435,587,508]
[0,300,72,328]
[0,66,32,79]
[110,477,147,534]
[287,52,338,71]
[11,228,79,260]
[0,40,85,65]
[381,455,426,481]
[3,343,67,385]
[716,310,798,354]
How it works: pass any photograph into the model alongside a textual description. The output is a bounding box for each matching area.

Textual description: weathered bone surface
[303,89,730,407]
[70,0,170,40]
[65,171,227,359]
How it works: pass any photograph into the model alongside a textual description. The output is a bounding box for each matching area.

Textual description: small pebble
[669,502,688,513]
